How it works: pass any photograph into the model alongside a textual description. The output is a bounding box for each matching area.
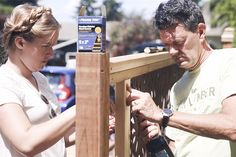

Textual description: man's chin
[178,63,189,70]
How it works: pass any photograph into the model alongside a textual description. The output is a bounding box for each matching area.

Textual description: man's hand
[129,89,162,123]
[140,119,160,144]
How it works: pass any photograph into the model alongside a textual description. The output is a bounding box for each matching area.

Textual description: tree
[192,0,201,5]
[0,0,39,14]
[210,0,236,46]
[78,0,123,21]
[103,0,123,21]
[0,46,7,65]
[0,0,38,6]
[79,0,98,16]
[107,14,159,56]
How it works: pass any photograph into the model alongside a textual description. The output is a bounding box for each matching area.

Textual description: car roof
[41,66,75,74]
[128,40,165,54]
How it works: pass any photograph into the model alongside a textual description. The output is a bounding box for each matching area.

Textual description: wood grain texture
[110,52,174,83]
[115,80,131,157]
[76,53,110,157]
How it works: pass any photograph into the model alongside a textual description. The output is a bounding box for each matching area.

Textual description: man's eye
[175,40,185,46]
[177,42,184,46]
[164,44,170,50]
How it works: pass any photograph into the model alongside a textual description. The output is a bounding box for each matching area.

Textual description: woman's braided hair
[1,3,60,51]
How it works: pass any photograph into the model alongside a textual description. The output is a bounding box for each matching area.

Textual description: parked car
[40,66,75,112]
[127,39,166,55]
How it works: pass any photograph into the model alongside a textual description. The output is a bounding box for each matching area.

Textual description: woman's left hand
[109,115,115,134]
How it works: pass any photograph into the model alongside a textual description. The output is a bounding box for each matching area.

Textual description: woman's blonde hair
[2,3,61,51]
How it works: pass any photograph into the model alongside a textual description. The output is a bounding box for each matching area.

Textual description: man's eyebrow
[45,41,51,44]
[41,42,52,47]
[41,42,50,45]
[175,36,186,42]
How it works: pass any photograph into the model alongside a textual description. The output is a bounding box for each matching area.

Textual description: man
[129,0,236,156]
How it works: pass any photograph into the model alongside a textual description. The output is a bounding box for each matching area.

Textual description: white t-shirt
[0,65,66,157]
[166,48,236,157]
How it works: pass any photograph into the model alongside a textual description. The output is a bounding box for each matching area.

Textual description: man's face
[160,24,202,70]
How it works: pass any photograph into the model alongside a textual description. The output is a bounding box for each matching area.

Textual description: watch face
[163,108,173,117]
[162,108,173,129]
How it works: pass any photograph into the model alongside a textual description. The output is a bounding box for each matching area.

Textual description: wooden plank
[115,80,131,157]
[110,56,174,83]
[110,52,173,74]
[76,53,110,157]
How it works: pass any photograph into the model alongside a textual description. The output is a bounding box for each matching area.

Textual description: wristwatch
[161,108,173,128]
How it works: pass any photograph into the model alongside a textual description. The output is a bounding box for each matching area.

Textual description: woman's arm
[64,126,76,147]
[0,103,75,156]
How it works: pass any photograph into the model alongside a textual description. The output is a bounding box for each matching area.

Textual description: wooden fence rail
[76,52,177,157]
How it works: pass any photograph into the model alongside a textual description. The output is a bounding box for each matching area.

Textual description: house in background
[221,27,234,48]
[201,1,225,49]
[48,22,77,66]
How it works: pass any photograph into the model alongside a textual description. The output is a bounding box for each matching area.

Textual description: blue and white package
[78,16,106,52]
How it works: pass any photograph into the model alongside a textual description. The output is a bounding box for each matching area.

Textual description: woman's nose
[47,48,54,59]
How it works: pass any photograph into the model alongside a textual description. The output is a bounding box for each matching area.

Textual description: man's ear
[197,23,206,39]
[14,36,26,50]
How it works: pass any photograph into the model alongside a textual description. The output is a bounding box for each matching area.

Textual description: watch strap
[162,115,169,129]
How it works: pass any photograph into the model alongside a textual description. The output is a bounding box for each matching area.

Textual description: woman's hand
[109,115,115,134]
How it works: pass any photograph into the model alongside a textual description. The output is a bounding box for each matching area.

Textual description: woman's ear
[14,36,25,50]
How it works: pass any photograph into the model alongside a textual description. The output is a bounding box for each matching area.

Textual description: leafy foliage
[78,0,123,21]
[0,0,38,6]
[79,0,98,16]
[0,46,7,65]
[0,5,13,14]
[103,0,123,21]
[0,0,38,14]
[210,0,236,46]
[108,14,159,56]
[210,0,236,27]
[192,0,201,5]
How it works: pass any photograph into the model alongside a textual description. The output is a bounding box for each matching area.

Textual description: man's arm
[168,94,236,141]
[130,89,236,141]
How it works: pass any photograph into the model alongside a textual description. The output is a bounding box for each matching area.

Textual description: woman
[0,4,75,157]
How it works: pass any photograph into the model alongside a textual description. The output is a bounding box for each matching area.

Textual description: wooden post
[76,53,110,157]
[115,80,131,157]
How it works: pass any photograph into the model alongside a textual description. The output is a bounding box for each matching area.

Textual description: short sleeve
[0,87,23,106]
[219,54,236,101]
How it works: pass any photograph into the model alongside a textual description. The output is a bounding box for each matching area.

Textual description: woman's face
[19,30,59,72]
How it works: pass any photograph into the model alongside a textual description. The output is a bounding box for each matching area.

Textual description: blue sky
[38,0,164,23]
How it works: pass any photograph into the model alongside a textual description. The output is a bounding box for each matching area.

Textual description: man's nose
[168,47,179,56]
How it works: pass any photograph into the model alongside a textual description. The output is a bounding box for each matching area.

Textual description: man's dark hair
[155,0,205,32]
